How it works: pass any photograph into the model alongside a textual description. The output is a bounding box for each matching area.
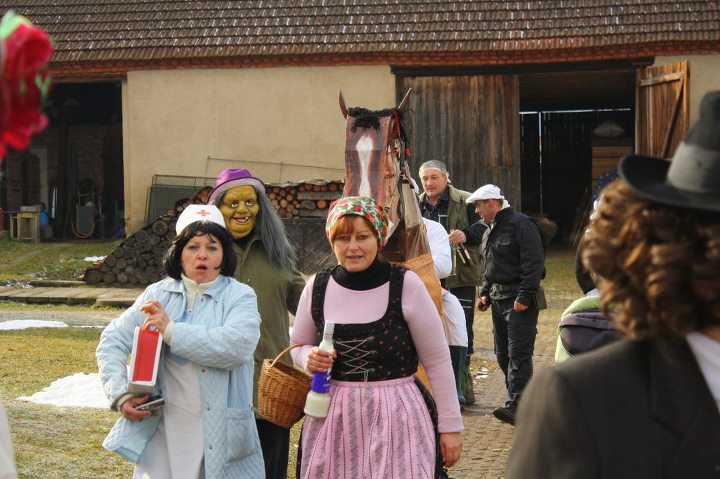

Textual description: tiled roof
[2,1,718,66]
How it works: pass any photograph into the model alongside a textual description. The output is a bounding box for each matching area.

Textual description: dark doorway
[532,109,633,242]
[391,63,639,247]
[2,81,125,239]
[519,68,636,244]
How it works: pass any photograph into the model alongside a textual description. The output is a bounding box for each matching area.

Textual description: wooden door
[398,75,520,203]
[635,61,689,159]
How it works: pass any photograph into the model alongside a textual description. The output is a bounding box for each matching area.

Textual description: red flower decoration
[0,11,53,161]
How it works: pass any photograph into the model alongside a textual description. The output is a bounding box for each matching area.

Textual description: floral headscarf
[325,196,390,247]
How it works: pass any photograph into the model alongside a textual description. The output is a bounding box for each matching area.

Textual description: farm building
[1,0,719,245]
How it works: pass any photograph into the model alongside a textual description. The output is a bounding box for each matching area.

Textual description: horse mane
[347,107,409,146]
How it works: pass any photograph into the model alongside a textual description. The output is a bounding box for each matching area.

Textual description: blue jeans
[490,296,538,408]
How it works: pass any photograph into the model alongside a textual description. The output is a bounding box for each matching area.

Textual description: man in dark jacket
[472,184,544,425]
[418,160,486,405]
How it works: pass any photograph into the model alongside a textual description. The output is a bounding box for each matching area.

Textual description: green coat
[232,235,306,412]
[419,185,484,288]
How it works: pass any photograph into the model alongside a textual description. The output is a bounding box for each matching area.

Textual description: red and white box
[128,327,163,394]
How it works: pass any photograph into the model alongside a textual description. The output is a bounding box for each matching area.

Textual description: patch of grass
[0,328,100,397]
[0,238,121,282]
[0,327,132,478]
[542,246,581,306]
[0,301,122,313]
[7,402,130,479]
[0,325,301,478]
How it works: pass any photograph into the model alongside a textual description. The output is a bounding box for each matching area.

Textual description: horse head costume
[339,89,443,320]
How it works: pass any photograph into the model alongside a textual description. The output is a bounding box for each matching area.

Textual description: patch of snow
[17,372,109,409]
[0,320,68,330]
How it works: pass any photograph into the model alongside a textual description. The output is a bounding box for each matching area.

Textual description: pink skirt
[299,376,437,479]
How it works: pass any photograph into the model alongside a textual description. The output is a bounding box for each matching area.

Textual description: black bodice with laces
[310,263,419,382]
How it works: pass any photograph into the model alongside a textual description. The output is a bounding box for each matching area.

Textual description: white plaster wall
[122,66,394,233]
[654,55,720,124]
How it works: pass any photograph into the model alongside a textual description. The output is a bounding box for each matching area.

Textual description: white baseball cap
[466,184,505,203]
[175,204,226,234]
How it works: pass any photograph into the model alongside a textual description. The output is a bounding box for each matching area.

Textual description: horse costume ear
[397,89,412,113]
[339,90,348,119]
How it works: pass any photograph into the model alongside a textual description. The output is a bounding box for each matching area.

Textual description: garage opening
[0,82,124,240]
[519,68,636,245]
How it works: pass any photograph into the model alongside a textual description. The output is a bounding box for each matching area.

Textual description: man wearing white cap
[468,184,545,426]
[418,160,486,405]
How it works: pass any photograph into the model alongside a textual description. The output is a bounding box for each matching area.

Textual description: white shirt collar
[686,331,720,413]
[181,274,220,311]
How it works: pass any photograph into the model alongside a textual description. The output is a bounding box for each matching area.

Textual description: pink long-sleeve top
[290,269,464,433]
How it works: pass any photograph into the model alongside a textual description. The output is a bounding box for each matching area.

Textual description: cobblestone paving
[449,303,564,479]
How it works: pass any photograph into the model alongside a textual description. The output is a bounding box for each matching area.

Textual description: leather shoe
[492,406,516,425]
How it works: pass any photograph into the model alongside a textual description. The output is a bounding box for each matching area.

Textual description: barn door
[635,61,689,158]
[398,75,520,203]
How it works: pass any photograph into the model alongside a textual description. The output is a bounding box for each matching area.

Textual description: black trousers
[256,418,290,479]
[490,296,538,408]
[449,285,477,354]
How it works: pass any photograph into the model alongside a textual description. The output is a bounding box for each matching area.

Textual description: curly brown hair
[581,180,720,341]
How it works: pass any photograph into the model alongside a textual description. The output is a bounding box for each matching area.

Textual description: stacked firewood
[84,215,177,285]
[84,180,346,285]
[267,183,300,219]
[267,180,344,218]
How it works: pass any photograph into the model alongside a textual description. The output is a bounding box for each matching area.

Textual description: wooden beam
[661,77,685,158]
[639,71,684,87]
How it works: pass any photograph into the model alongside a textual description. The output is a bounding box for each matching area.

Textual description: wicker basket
[258,344,312,429]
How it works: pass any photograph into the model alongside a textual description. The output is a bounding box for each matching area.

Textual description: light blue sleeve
[96,284,157,405]
[169,281,261,371]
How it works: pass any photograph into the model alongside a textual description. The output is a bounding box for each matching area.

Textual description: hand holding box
[128,326,163,394]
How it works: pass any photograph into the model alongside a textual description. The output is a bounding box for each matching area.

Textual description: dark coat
[507,338,720,479]
[231,235,305,409]
[479,207,545,307]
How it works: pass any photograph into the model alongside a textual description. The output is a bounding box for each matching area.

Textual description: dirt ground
[447,306,559,479]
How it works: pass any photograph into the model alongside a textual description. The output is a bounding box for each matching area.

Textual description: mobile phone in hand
[136,397,165,411]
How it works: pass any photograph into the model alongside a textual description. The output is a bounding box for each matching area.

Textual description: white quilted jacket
[96,276,264,478]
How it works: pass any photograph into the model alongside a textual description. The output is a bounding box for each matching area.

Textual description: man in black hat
[506,91,720,478]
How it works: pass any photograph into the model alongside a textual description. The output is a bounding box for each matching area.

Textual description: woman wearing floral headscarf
[290,196,463,479]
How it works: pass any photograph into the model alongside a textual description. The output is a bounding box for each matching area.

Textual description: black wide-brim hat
[619,90,720,213]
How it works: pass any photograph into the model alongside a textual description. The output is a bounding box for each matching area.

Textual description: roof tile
[0,0,717,64]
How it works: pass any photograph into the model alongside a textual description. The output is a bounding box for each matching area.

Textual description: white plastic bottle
[303,321,335,418]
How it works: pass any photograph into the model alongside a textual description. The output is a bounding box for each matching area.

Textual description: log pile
[267,180,344,218]
[84,179,346,285]
[84,215,177,285]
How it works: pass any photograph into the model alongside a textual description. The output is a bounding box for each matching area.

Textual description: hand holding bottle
[306,346,336,373]
[304,322,336,418]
